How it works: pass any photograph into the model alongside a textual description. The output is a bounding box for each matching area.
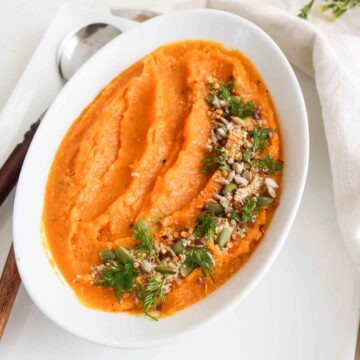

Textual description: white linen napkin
[112,0,360,270]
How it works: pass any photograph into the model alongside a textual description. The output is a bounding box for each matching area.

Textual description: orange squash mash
[43,40,282,317]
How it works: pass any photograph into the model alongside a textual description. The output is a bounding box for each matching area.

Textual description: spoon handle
[0,244,20,339]
[0,118,41,206]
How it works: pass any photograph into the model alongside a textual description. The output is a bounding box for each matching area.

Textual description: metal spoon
[0,22,121,206]
[58,23,121,82]
[0,22,122,339]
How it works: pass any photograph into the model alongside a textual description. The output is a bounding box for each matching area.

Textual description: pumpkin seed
[114,246,131,264]
[217,224,233,247]
[172,240,186,255]
[99,249,116,263]
[223,183,237,196]
[155,264,177,274]
[257,194,274,207]
[180,262,195,278]
[205,202,224,216]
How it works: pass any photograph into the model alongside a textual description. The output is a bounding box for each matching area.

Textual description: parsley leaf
[255,154,283,174]
[134,220,156,256]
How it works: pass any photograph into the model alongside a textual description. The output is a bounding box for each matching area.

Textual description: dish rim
[12,8,309,348]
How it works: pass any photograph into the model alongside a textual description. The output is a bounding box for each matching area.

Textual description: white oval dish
[13,9,308,348]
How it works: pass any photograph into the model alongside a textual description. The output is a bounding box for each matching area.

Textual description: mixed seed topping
[89,78,283,320]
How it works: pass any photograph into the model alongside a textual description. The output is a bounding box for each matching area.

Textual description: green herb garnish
[134,220,156,256]
[255,154,283,174]
[194,212,216,240]
[298,0,359,20]
[95,258,139,303]
[298,0,315,18]
[251,128,273,152]
[142,279,166,320]
[321,0,360,18]
[216,81,235,102]
[228,97,255,119]
[183,246,215,280]
[241,196,259,227]
[211,81,255,119]
[201,147,229,174]
[230,211,240,222]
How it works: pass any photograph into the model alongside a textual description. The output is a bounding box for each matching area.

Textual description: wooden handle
[0,116,42,338]
[0,244,20,339]
[0,119,41,206]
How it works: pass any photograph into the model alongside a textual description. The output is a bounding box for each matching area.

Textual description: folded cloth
[113,0,360,270]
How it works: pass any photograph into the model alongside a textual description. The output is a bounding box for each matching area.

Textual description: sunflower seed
[216,127,227,138]
[140,259,152,273]
[227,170,235,182]
[216,177,229,185]
[265,177,279,189]
[232,162,243,174]
[205,144,213,152]
[267,186,277,198]
[231,116,243,125]
[226,122,234,131]
[234,174,249,186]
[212,96,221,108]
[220,117,229,126]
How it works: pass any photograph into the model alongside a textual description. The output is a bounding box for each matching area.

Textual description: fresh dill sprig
[251,128,273,152]
[183,246,215,281]
[95,260,139,303]
[241,196,259,227]
[142,279,166,320]
[212,81,235,102]
[228,97,255,119]
[255,154,283,174]
[194,212,217,240]
[201,147,229,174]
[298,0,315,18]
[134,220,156,256]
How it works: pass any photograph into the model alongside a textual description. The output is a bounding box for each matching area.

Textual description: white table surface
[0,1,359,359]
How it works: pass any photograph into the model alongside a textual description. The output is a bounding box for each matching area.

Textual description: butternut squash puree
[43,41,281,316]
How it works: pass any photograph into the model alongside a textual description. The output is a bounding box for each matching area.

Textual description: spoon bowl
[57,23,122,82]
